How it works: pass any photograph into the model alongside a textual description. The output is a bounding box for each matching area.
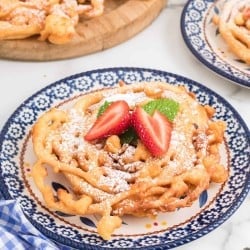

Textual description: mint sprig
[96,98,179,146]
[143,98,179,121]
[120,127,138,145]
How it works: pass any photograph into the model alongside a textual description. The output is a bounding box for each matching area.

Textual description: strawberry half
[84,100,130,141]
[243,7,250,19]
[131,107,172,157]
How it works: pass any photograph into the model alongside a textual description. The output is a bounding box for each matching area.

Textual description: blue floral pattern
[0,68,249,250]
[181,0,250,88]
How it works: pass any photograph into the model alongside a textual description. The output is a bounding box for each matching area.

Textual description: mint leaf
[143,98,179,121]
[120,127,138,145]
[97,101,111,117]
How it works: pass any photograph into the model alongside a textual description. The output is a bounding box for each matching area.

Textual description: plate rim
[180,0,250,89]
[0,67,249,249]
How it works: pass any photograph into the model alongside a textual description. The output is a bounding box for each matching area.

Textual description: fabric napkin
[0,194,72,250]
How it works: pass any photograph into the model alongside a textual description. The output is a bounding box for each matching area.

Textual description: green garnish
[143,98,179,121]
[120,127,138,145]
[97,101,112,117]
[96,98,179,146]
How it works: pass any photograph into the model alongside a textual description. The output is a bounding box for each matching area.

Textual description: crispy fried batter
[31,81,228,240]
[0,0,104,44]
[213,0,250,64]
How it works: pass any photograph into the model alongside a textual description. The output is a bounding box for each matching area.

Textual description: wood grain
[0,0,167,61]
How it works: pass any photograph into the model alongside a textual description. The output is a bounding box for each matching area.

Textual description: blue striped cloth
[0,193,72,250]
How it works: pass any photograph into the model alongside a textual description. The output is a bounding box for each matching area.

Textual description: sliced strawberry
[84,100,130,141]
[243,7,250,20]
[131,107,172,157]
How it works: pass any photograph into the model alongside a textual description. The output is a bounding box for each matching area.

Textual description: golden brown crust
[0,0,104,44]
[213,0,250,64]
[31,81,228,240]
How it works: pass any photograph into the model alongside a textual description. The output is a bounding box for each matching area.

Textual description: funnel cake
[213,0,250,64]
[31,81,228,240]
[0,0,104,44]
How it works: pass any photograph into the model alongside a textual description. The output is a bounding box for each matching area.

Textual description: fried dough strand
[213,0,250,64]
[0,0,104,44]
[31,82,228,240]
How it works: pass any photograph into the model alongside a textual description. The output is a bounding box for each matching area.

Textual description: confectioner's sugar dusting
[195,132,208,156]
[49,106,136,193]
[163,90,187,103]
[12,7,46,26]
[167,93,206,172]
[168,129,197,173]
[77,177,112,201]
[98,168,131,193]
[104,92,148,106]
[49,86,209,194]
[49,109,96,163]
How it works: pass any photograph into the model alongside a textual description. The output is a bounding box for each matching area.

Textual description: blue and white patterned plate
[181,0,250,88]
[0,68,249,249]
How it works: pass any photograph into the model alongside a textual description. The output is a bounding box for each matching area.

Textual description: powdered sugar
[48,84,210,196]
[104,92,147,107]
[48,108,96,164]
[98,168,131,193]
[78,177,112,202]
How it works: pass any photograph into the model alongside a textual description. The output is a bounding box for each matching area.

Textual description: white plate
[0,68,249,249]
[181,0,250,88]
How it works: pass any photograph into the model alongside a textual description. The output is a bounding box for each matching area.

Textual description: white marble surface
[0,1,249,250]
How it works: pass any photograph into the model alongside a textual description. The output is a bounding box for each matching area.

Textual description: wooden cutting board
[0,0,166,61]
